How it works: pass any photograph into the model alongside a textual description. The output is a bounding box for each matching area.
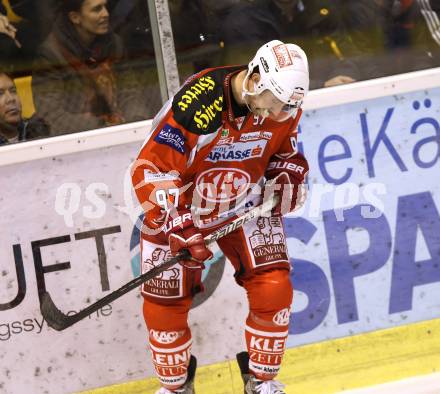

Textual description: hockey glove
[264,153,309,216]
[163,209,212,269]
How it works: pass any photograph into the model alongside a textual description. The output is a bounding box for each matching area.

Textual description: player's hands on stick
[264,153,309,216]
[163,209,212,269]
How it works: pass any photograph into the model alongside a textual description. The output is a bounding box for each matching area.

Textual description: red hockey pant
[141,216,293,389]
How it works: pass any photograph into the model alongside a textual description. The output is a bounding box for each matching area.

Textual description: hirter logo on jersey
[154,124,186,154]
[206,140,267,162]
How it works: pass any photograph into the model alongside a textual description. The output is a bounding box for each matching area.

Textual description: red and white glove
[264,153,309,216]
[163,209,213,269]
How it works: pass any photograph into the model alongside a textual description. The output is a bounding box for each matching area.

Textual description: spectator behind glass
[0,72,49,145]
[105,0,223,120]
[32,0,145,135]
[112,0,221,73]
[0,1,59,75]
[386,0,440,72]
[219,0,361,89]
[0,2,21,74]
[342,0,440,80]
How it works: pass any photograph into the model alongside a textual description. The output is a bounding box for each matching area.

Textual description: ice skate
[155,355,197,394]
[236,352,286,394]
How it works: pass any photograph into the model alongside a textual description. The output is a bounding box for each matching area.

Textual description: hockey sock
[245,319,289,380]
[243,269,292,380]
[148,327,192,390]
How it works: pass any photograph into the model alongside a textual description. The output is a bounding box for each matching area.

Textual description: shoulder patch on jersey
[154,124,186,154]
[172,70,225,135]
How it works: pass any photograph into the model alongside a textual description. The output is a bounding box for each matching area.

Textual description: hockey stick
[40,196,278,331]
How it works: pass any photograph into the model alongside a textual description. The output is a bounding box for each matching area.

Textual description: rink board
[81,316,440,393]
[0,69,439,393]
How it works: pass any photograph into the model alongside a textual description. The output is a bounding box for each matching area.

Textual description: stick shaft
[41,197,278,330]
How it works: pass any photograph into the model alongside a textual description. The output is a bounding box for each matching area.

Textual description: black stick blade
[40,292,72,331]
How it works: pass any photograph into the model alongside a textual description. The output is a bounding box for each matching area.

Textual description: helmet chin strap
[241,69,258,101]
[242,72,269,121]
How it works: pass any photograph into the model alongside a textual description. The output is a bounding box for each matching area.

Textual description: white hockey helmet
[243,40,309,121]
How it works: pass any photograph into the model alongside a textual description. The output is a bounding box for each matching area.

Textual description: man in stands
[0,72,48,145]
[132,40,309,394]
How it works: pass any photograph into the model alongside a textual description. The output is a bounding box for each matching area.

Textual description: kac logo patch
[196,168,251,203]
[154,124,186,154]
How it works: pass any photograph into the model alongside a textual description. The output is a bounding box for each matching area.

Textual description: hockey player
[132,39,309,394]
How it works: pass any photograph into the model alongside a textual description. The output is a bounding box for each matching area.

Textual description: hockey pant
[140,216,293,389]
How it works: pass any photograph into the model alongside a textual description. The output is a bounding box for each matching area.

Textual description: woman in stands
[31,0,145,135]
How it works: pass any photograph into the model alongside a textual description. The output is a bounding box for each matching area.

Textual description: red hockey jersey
[132,65,305,233]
